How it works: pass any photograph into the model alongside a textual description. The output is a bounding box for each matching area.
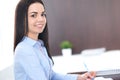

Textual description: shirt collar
[22,36,44,47]
[23,36,38,46]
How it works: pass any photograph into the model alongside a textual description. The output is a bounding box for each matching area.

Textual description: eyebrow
[29,11,45,14]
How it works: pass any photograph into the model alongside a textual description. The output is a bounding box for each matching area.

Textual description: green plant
[60,40,73,49]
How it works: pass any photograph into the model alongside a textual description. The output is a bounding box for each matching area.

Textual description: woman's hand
[77,71,96,80]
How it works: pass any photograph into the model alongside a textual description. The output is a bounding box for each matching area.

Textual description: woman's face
[27,2,46,37]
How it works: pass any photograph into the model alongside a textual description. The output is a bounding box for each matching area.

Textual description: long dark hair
[14,0,53,61]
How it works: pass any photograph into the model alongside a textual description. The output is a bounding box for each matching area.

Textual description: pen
[83,62,89,71]
[83,62,94,80]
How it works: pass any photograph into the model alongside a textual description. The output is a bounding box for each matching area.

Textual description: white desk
[52,54,86,74]
[52,50,120,74]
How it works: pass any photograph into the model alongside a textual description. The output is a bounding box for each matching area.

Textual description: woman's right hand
[77,71,96,80]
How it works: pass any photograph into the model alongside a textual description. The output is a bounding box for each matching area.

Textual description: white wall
[0,0,19,71]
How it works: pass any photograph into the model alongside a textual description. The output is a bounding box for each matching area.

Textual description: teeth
[35,23,44,28]
[38,25,42,26]
[37,26,42,27]
[36,24,42,26]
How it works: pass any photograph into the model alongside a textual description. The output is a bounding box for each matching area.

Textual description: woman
[14,0,96,80]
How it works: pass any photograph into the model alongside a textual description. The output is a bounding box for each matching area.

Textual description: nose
[37,15,45,22]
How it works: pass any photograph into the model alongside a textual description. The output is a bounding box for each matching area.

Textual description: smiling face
[27,2,46,40]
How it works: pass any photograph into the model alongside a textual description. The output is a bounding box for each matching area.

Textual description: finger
[86,72,94,79]
[90,71,96,77]
[81,73,89,80]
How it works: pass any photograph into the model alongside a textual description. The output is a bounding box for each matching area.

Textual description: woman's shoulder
[15,41,34,55]
[17,41,31,48]
[14,36,38,55]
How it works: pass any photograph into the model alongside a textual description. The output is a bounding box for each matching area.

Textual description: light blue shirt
[14,36,78,80]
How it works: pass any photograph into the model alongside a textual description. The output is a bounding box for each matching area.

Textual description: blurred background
[0,0,18,80]
[1,0,120,80]
[44,0,120,56]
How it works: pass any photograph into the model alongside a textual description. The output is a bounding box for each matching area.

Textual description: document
[94,77,113,80]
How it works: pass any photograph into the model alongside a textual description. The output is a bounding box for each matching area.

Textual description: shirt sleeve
[14,48,48,80]
[51,68,78,80]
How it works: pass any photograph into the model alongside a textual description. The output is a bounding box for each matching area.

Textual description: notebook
[96,69,120,76]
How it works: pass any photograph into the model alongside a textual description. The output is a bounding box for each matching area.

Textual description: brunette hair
[14,0,53,60]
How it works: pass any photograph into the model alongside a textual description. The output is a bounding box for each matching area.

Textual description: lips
[37,25,43,28]
[35,24,44,28]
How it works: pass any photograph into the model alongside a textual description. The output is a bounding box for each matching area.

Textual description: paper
[94,77,113,80]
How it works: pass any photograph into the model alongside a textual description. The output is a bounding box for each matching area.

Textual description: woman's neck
[27,33,39,41]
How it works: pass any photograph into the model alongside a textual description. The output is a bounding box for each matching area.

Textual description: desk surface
[69,71,120,80]
[52,50,120,80]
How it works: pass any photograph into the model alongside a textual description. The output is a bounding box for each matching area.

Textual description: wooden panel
[44,0,120,56]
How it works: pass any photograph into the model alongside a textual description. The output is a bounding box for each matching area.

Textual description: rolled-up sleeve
[51,69,78,80]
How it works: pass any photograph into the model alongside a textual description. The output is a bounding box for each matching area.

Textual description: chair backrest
[81,47,106,56]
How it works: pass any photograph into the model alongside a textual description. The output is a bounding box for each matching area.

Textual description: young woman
[14,0,96,80]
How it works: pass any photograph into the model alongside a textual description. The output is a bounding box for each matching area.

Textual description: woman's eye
[31,14,37,18]
[41,13,46,17]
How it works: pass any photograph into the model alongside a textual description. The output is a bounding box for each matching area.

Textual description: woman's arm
[51,70,78,80]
